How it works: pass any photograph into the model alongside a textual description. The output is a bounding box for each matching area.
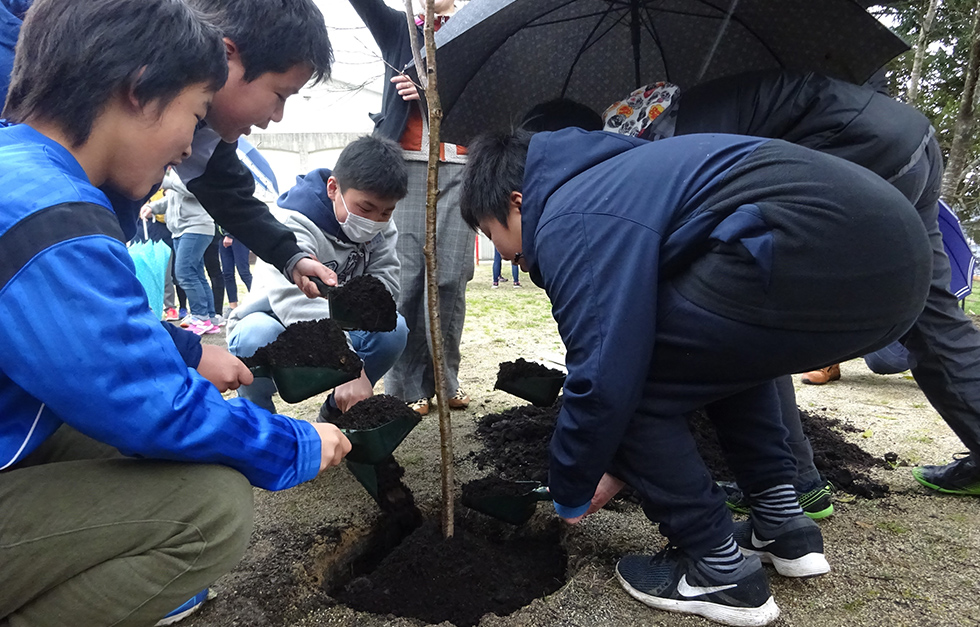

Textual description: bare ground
[189,264,980,627]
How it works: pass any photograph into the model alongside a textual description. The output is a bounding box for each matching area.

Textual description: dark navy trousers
[610,283,918,557]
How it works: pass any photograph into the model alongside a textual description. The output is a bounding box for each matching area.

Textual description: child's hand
[139,204,153,220]
[222,236,233,248]
[292,256,338,298]
[333,369,373,413]
[562,473,626,524]
[311,422,351,472]
[391,74,420,101]
[196,344,254,392]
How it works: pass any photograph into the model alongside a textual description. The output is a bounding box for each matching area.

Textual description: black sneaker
[720,481,835,520]
[912,453,980,496]
[317,395,342,423]
[615,548,779,626]
[733,516,830,578]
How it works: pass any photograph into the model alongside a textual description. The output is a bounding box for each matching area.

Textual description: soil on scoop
[333,275,397,332]
[241,318,362,375]
[331,516,567,627]
[471,401,889,498]
[461,476,539,502]
[495,359,564,385]
[327,394,417,431]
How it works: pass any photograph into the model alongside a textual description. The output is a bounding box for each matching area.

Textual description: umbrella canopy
[237,137,279,195]
[422,0,909,145]
[938,199,975,300]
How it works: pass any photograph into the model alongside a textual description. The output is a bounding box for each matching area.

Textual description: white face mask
[337,192,386,243]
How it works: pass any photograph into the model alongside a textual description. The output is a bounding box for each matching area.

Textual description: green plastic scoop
[247,365,359,404]
[342,412,422,465]
[462,480,552,525]
[495,374,566,407]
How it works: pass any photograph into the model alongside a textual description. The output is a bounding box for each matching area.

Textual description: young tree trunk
[404,0,454,539]
[908,0,940,106]
[943,1,980,202]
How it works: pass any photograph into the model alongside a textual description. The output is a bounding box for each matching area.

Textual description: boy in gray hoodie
[227,136,409,416]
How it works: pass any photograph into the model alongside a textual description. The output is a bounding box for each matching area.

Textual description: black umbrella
[418,0,909,145]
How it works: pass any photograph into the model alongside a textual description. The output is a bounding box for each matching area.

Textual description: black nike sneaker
[912,453,980,496]
[733,515,830,578]
[615,547,779,626]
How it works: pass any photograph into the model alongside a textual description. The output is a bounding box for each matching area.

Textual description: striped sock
[750,483,804,525]
[700,535,744,573]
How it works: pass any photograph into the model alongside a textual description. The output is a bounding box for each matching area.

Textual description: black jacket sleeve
[185,139,302,274]
[347,0,417,140]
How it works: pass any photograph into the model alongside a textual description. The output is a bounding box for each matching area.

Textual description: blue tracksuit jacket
[0,124,320,489]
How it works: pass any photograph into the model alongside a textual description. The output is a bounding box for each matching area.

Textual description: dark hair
[4,0,226,147]
[333,136,408,200]
[186,0,332,84]
[459,129,532,231]
[521,98,603,133]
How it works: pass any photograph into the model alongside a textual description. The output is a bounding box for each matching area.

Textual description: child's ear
[326,176,339,201]
[510,191,522,213]
[122,67,148,113]
[223,37,239,61]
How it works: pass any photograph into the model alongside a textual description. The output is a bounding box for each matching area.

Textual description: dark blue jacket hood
[520,129,650,281]
[276,168,350,243]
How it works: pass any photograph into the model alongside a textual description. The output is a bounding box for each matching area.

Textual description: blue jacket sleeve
[161,322,203,368]
[536,213,662,510]
[0,233,321,490]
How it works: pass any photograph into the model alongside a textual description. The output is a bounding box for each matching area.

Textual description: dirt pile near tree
[471,401,888,497]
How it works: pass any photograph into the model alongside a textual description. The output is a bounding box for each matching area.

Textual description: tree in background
[880,0,980,237]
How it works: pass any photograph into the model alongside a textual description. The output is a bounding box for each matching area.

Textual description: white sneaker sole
[740,547,831,578]
[615,568,781,627]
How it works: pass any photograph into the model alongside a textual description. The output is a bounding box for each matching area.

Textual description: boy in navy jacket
[0,1,349,624]
[461,128,931,626]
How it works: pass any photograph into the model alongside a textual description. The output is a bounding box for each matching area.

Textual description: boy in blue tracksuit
[0,1,350,625]
[228,136,410,418]
[0,0,342,394]
[461,128,931,626]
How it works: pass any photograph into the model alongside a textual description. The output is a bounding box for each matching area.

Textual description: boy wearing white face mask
[227,136,410,417]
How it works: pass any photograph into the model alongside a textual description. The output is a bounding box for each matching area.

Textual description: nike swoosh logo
[677,575,738,598]
[751,531,776,548]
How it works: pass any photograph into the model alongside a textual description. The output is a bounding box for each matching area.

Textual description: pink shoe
[186,318,219,336]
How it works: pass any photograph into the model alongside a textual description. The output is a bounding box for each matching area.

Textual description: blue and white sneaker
[154,588,211,626]
[616,548,779,626]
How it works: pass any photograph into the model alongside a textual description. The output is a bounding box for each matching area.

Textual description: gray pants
[385,160,474,401]
[0,426,253,627]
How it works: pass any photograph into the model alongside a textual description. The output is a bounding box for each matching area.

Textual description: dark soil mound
[242,318,362,375]
[471,401,560,483]
[689,409,889,498]
[471,401,889,498]
[328,394,416,431]
[495,359,564,385]
[333,275,397,332]
[332,517,566,627]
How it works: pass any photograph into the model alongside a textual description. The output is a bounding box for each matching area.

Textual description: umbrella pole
[631,0,641,89]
